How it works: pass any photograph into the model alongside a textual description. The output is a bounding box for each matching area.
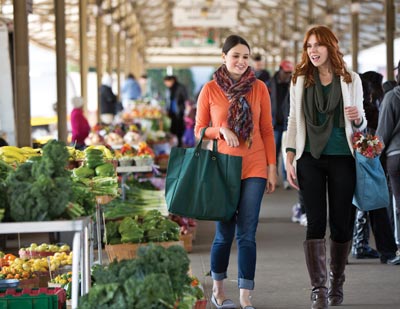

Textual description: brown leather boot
[304,239,328,309]
[328,240,352,306]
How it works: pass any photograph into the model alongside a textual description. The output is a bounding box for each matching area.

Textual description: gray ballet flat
[211,294,237,308]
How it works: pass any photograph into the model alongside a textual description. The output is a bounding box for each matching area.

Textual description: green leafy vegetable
[6,140,72,221]
[78,244,193,309]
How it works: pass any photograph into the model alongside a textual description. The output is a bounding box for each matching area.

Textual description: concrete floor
[188,185,400,309]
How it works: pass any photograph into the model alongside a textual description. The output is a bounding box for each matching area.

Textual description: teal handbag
[352,152,390,211]
[165,128,242,221]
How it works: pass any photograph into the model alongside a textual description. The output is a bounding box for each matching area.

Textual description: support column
[293,0,300,65]
[13,0,31,146]
[55,0,67,143]
[116,0,121,100]
[79,0,88,113]
[106,24,112,75]
[351,1,360,73]
[385,0,395,80]
[280,9,287,60]
[95,7,103,123]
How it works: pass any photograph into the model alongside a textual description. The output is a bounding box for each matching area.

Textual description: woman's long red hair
[292,25,352,87]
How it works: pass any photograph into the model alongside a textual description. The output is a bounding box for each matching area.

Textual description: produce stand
[0,218,91,309]
[94,195,114,266]
[116,165,154,200]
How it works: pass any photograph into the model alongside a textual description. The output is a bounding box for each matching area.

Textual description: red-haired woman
[285,25,367,309]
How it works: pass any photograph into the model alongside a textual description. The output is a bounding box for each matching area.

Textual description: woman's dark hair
[360,71,383,131]
[361,71,384,105]
[222,35,250,54]
[164,75,177,82]
[0,137,8,146]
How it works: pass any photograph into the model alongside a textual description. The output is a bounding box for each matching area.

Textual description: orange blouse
[195,79,276,180]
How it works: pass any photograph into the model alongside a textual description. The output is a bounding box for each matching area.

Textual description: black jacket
[100,85,117,114]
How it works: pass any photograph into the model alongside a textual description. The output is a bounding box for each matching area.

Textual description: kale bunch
[6,140,72,221]
[79,244,192,309]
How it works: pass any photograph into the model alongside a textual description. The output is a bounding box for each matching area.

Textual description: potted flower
[190,276,207,309]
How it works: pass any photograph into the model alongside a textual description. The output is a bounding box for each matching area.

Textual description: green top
[304,83,351,156]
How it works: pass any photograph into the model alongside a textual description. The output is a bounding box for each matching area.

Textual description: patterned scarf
[213,64,257,148]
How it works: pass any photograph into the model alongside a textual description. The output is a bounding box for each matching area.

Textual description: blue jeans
[210,177,266,290]
[274,126,287,180]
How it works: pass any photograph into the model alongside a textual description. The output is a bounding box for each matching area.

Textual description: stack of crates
[0,287,66,309]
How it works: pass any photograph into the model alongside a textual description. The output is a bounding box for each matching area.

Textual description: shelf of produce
[0,217,91,309]
[94,195,115,266]
[116,165,156,200]
[115,165,153,173]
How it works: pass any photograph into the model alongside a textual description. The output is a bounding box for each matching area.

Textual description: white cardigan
[286,71,367,160]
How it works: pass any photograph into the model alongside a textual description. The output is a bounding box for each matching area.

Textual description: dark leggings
[386,154,400,247]
[297,152,356,242]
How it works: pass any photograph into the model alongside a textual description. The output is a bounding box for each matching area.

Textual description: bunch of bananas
[0,146,41,164]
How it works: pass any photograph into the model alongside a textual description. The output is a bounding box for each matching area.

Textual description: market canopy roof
[0,0,399,68]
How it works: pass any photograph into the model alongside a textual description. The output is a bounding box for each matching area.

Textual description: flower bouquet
[352,131,389,211]
[352,131,384,159]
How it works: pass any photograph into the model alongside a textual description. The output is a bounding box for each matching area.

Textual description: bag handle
[196,127,218,153]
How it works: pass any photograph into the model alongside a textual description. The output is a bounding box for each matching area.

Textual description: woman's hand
[344,106,361,125]
[219,127,239,147]
[286,152,299,190]
[266,165,277,194]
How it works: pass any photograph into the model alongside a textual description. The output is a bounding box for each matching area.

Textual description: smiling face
[222,44,250,81]
[306,34,330,68]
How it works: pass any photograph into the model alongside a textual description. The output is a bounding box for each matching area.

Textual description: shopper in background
[350,71,381,260]
[350,70,399,265]
[285,25,367,308]
[195,34,276,309]
[99,74,117,125]
[376,59,400,265]
[383,80,397,95]
[139,74,152,98]
[182,99,196,147]
[164,75,188,147]
[270,60,294,189]
[70,96,90,151]
[121,73,142,109]
[252,53,271,85]
[0,137,7,147]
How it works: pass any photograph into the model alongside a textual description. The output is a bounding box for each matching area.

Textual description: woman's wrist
[353,117,363,127]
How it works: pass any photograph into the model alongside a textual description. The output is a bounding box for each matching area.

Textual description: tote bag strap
[196,127,218,153]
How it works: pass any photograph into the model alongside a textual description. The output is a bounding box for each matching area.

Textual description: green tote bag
[165,128,242,221]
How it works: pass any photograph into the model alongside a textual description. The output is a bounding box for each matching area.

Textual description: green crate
[0,293,58,309]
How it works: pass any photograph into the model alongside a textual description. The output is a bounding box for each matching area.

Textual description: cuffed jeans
[274,126,287,180]
[210,177,266,290]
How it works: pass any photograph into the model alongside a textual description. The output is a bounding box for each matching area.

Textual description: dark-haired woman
[285,25,367,308]
[195,34,276,309]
